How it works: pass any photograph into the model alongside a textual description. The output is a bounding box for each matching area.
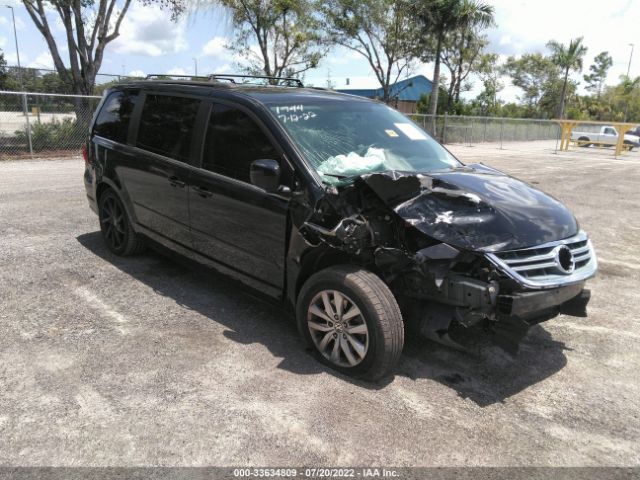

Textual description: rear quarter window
[93,90,138,143]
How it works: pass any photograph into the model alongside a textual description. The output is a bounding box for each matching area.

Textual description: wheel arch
[294,247,356,304]
[96,178,138,228]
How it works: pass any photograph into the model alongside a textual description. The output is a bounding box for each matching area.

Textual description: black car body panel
[83,79,597,354]
[357,164,579,252]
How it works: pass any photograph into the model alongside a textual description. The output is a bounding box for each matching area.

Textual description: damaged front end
[294,166,597,354]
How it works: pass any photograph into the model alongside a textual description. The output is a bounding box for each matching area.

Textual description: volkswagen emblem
[554,245,575,274]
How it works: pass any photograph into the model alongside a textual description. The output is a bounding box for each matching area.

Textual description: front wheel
[296,266,404,381]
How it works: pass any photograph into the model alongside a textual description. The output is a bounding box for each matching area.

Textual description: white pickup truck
[571,126,640,150]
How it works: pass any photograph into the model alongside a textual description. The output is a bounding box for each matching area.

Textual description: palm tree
[619,74,640,121]
[415,0,494,117]
[547,37,588,119]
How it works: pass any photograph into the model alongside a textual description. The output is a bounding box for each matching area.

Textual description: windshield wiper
[321,172,351,179]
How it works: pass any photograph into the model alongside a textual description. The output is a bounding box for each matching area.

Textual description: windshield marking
[394,122,429,141]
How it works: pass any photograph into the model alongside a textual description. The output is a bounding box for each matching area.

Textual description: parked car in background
[83,74,597,381]
[627,125,640,138]
[572,125,640,149]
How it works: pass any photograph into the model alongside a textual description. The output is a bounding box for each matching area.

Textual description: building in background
[334,75,433,113]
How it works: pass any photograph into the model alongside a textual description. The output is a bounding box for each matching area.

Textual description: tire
[98,188,146,256]
[624,140,634,151]
[296,265,404,381]
[578,136,590,147]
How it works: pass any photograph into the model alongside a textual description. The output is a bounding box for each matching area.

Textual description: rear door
[188,101,290,297]
[121,93,202,246]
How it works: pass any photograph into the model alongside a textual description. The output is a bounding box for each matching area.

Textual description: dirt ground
[0,140,638,466]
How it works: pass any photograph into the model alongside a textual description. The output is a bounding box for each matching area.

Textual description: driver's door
[188,102,290,297]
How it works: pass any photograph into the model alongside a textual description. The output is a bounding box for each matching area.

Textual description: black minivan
[83,75,597,381]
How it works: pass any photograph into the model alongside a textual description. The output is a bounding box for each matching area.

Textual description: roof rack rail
[145,74,212,81]
[208,73,304,87]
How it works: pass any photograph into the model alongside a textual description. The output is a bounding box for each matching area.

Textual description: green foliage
[14,118,83,152]
[322,0,420,102]
[440,27,488,112]
[0,67,76,93]
[217,0,327,80]
[416,87,449,114]
[0,49,8,89]
[547,37,587,74]
[546,37,587,118]
[500,52,581,119]
[584,51,613,98]
[414,0,495,115]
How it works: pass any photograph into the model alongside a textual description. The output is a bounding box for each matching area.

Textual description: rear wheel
[98,188,145,256]
[624,140,634,151]
[578,136,591,147]
[296,265,404,381]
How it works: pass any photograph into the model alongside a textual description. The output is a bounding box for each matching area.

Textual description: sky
[0,0,638,102]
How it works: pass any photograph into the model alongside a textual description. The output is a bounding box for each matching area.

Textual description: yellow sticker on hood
[385,129,399,137]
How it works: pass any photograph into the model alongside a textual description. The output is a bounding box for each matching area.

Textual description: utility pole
[5,5,23,88]
[193,58,198,77]
[6,4,32,155]
[625,43,635,122]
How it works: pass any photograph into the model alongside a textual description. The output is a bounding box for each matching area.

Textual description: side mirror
[250,159,281,193]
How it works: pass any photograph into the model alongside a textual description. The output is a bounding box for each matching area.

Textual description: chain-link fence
[4,90,630,161]
[408,114,562,148]
[0,91,101,160]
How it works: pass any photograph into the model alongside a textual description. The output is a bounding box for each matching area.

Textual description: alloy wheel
[307,290,369,368]
[100,196,126,251]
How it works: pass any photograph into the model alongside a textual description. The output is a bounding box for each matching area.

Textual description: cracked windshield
[268,101,461,183]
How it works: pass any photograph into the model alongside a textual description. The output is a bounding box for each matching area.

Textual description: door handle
[168,176,186,188]
[193,186,213,198]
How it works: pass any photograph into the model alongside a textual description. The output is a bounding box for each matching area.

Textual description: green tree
[472,52,503,116]
[440,27,488,112]
[414,0,494,116]
[546,36,588,118]
[21,0,183,96]
[618,75,640,122]
[323,0,420,102]
[583,51,613,98]
[0,49,7,90]
[214,0,327,81]
[503,53,561,117]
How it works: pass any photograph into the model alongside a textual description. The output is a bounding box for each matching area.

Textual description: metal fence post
[22,93,33,156]
[442,113,448,144]
[483,117,488,143]
[469,120,474,147]
[499,119,504,150]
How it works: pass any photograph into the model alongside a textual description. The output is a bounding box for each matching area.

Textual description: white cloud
[0,14,25,30]
[128,69,146,78]
[167,66,187,75]
[28,51,54,69]
[112,3,188,57]
[326,48,363,66]
[3,51,19,64]
[200,36,232,59]
[214,63,233,73]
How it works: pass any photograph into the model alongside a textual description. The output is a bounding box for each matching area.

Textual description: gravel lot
[1,141,639,466]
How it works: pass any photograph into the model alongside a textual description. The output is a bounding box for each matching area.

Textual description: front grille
[486,231,597,289]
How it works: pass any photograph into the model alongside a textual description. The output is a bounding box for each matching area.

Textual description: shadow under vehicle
[77,231,570,406]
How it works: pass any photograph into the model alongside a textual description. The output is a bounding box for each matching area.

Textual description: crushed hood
[356,164,578,252]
